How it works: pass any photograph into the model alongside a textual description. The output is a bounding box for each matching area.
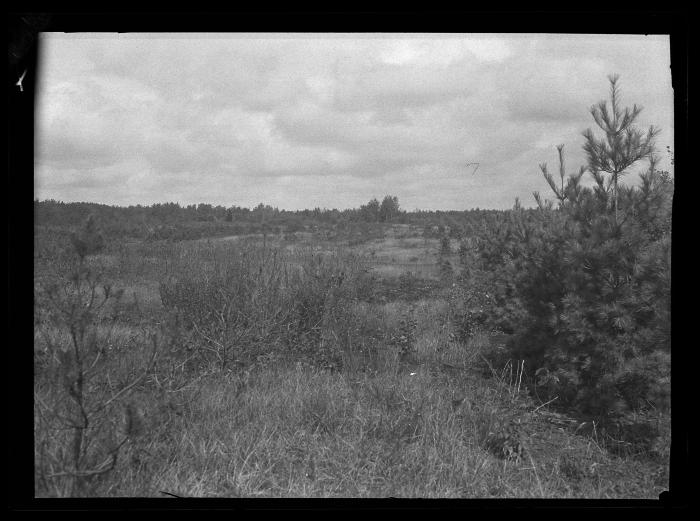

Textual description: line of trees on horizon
[36,194,529,245]
[34,194,519,234]
[34,195,513,219]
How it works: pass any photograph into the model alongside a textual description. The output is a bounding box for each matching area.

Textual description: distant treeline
[34,197,520,242]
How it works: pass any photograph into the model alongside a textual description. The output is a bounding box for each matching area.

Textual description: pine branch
[557,144,566,193]
[540,163,563,201]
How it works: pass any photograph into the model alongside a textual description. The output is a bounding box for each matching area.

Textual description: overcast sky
[34,33,673,211]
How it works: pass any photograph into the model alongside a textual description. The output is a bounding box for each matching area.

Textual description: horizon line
[34,198,533,213]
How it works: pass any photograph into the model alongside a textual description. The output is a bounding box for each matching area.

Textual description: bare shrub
[35,248,158,497]
[158,242,371,371]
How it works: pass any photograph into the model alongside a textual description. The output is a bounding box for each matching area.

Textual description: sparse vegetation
[33,76,671,498]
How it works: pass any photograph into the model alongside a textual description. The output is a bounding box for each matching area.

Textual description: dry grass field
[33,224,670,498]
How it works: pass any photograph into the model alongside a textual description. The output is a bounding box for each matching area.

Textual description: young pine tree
[582,74,659,225]
[474,76,671,419]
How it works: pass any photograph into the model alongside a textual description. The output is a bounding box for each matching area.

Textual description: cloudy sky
[34,33,673,210]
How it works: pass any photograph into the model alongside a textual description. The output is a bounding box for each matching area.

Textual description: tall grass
[34,229,669,498]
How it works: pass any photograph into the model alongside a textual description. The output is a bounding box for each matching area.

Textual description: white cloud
[35,34,673,210]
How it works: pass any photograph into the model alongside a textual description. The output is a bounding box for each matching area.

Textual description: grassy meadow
[33,222,670,499]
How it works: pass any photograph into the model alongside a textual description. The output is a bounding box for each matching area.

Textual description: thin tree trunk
[69,425,84,496]
[614,172,619,225]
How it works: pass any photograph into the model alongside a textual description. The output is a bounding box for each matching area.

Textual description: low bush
[158,242,372,371]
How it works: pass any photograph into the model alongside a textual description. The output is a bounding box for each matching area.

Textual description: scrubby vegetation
[34,76,671,498]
